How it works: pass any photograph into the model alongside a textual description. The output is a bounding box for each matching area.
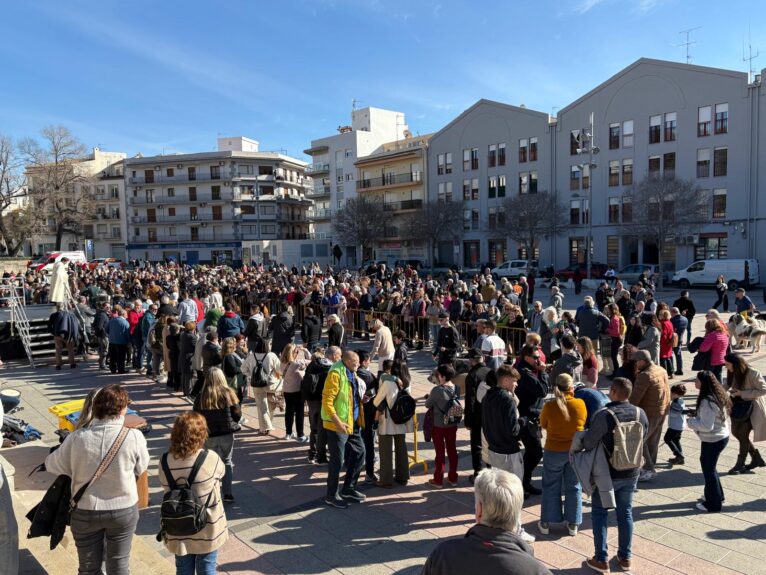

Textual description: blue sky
[1,0,764,160]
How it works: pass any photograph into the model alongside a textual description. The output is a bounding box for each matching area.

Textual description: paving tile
[666,552,743,575]
[531,540,588,569]
[657,530,730,563]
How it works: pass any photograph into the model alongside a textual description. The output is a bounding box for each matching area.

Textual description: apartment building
[25,147,127,258]
[354,134,431,262]
[304,106,409,267]
[125,137,312,265]
[427,100,553,267]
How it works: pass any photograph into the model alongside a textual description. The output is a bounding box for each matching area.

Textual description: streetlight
[576,112,599,281]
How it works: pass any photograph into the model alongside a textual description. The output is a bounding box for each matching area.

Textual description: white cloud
[574,0,605,14]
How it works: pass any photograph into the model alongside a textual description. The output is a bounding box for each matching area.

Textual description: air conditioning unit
[219,161,225,166]
[158,205,164,210]
[177,164,183,169]
[224,181,232,186]
[200,202,207,208]
[201,222,208,227]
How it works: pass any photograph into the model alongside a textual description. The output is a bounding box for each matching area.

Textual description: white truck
[672,258,759,290]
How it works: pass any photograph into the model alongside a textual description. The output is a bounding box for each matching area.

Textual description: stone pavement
[3,308,766,574]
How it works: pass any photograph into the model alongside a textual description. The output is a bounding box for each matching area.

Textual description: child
[665,383,687,465]
[374,359,401,429]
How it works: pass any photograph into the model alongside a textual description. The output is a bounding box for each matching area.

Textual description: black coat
[464,364,491,428]
[269,312,294,354]
[301,315,322,346]
[178,330,198,374]
[515,360,549,419]
[328,323,344,347]
[482,386,522,455]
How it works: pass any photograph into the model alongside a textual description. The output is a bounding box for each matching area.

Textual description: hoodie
[550,350,583,384]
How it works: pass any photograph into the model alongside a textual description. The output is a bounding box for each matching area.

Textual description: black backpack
[158,451,211,538]
[251,355,269,388]
[388,387,417,425]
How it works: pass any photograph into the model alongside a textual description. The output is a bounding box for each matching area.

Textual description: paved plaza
[3,291,766,575]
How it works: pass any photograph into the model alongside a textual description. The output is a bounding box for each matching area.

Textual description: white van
[491,260,539,280]
[28,251,87,273]
[672,259,759,290]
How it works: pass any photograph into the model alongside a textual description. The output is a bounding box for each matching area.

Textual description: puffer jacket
[193,398,241,437]
[550,351,583,385]
[201,341,222,375]
[630,363,670,418]
[269,312,294,354]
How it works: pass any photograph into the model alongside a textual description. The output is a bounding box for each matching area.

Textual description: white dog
[729,313,766,353]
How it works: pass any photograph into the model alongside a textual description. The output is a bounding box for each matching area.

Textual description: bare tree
[332,195,392,260]
[0,134,41,255]
[404,200,465,269]
[622,175,709,289]
[19,126,96,250]
[500,191,568,260]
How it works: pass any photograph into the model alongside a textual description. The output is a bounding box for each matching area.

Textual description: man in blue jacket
[217,302,245,339]
[107,309,131,374]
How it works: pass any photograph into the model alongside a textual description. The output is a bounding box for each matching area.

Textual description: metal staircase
[1,277,35,367]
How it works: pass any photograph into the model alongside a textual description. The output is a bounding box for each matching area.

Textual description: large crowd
[10,257,766,574]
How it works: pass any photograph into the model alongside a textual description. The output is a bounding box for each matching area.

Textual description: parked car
[88,258,124,270]
[672,258,759,290]
[426,261,462,277]
[554,262,609,280]
[393,259,424,271]
[491,259,539,280]
[617,263,675,286]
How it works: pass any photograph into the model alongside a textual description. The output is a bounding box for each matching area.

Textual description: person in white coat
[49,257,70,304]
[242,348,281,434]
[372,359,412,488]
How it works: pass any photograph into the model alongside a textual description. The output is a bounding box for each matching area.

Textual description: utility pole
[577,113,599,281]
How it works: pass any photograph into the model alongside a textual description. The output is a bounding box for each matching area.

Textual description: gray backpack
[606,407,644,470]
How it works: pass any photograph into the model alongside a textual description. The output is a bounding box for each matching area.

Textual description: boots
[747,449,766,471]
[729,455,752,475]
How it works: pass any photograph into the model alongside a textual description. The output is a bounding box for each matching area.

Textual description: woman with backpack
[373,359,413,488]
[425,364,461,488]
[242,346,281,435]
[159,412,227,575]
[193,368,241,503]
[688,370,731,513]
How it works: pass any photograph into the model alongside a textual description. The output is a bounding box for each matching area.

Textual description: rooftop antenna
[677,26,701,64]
[743,27,760,82]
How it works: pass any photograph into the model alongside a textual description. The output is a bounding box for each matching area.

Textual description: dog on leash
[729,313,766,353]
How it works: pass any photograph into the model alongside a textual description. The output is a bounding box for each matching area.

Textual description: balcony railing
[308,208,333,219]
[357,172,422,190]
[139,231,238,243]
[128,191,235,205]
[383,199,423,212]
[306,163,330,174]
[131,214,237,224]
[306,186,331,197]
[129,172,227,186]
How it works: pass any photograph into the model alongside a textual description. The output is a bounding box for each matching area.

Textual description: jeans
[520,423,543,487]
[686,317,693,345]
[307,400,327,461]
[175,550,219,575]
[673,345,683,373]
[130,332,143,369]
[205,434,234,497]
[429,324,440,346]
[0,464,18,575]
[540,450,582,525]
[660,357,674,378]
[326,427,365,499]
[70,505,139,575]
[713,293,729,312]
[664,428,684,457]
[700,437,728,512]
[143,341,153,374]
[378,434,409,485]
[592,476,638,563]
[284,391,305,436]
[432,425,458,484]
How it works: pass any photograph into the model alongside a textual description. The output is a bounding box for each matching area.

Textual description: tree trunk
[55,225,64,250]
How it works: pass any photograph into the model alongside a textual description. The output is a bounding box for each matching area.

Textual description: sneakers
[567,523,578,536]
[307,456,316,464]
[296,435,309,443]
[695,502,710,512]
[284,432,296,441]
[340,488,366,503]
[223,494,235,503]
[518,527,535,543]
[618,557,631,570]
[537,521,550,535]
[427,479,443,489]
[447,479,459,488]
[585,557,610,573]
[364,474,379,484]
[638,469,657,482]
[324,496,349,509]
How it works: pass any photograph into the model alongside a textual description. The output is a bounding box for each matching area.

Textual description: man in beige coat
[629,350,670,481]
[370,319,394,372]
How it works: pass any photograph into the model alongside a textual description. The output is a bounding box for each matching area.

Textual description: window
[582,165,590,189]
[712,189,727,219]
[489,240,506,266]
[437,154,445,175]
[167,187,175,197]
[212,205,222,220]
[488,176,497,198]
[445,152,453,174]
[530,171,538,194]
[211,186,221,200]
[664,112,677,141]
[609,160,620,187]
[698,106,712,136]
[168,207,176,217]
[715,103,728,134]
[463,149,471,171]
[570,165,581,191]
[622,159,633,186]
[695,235,728,260]
[609,197,620,223]
[609,123,620,150]
[498,143,506,166]
[211,165,221,180]
[663,152,676,178]
[623,120,634,148]
[570,130,580,155]
[188,167,196,181]
[488,144,497,167]
[489,207,499,229]
[518,139,528,163]
[166,168,174,177]
[471,178,479,200]
[519,173,529,194]
[713,147,728,177]
[649,156,661,178]
[529,138,538,162]
[438,182,453,202]
[697,149,710,178]
[498,175,506,197]
[189,186,197,201]
[344,148,353,157]
[144,169,154,183]
[471,148,479,170]
[464,241,480,267]
[649,115,662,144]
[463,209,472,231]
[463,179,471,201]
[648,199,659,221]
[570,200,581,225]
[109,186,119,199]
[622,196,632,222]
[569,238,585,265]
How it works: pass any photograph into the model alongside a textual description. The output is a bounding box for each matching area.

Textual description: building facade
[125,137,312,266]
[304,106,410,267]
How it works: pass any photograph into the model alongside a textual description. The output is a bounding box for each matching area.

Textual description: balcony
[306,163,330,175]
[131,214,237,224]
[139,231,239,243]
[357,172,422,190]
[308,208,332,219]
[129,172,228,186]
[306,185,331,197]
[383,199,423,212]
[128,191,236,205]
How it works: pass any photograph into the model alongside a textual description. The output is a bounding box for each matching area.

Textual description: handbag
[27,426,130,550]
[692,350,711,371]
[136,470,149,510]
[730,398,754,422]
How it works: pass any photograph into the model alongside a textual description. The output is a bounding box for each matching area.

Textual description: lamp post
[577,112,599,281]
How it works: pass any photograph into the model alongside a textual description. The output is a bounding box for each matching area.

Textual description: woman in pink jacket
[605,303,625,377]
[699,319,729,382]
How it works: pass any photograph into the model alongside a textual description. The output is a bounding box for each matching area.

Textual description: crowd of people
[11,258,766,574]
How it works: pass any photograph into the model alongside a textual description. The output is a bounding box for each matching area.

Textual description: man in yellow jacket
[322,349,366,508]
